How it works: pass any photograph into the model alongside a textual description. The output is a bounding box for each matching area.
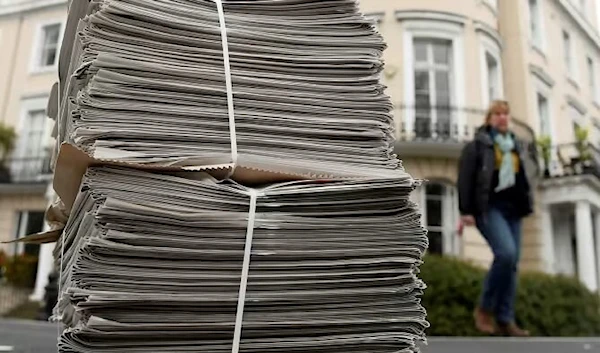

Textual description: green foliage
[536,135,552,168]
[420,255,600,336]
[574,125,592,162]
[0,123,16,162]
[0,249,6,279]
[4,254,38,288]
[2,300,42,320]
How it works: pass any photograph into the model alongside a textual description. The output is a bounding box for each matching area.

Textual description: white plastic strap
[56,228,66,335]
[214,0,238,168]
[232,189,261,353]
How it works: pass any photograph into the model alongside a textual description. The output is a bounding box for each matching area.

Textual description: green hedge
[420,255,600,336]
[4,254,38,288]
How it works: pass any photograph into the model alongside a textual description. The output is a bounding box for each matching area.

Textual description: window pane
[563,31,571,72]
[435,71,450,104]
[43,48,57,67]
[426,199,443,227]
[486,53,498,101]
[44,25,60,46]
[538,94,550,137]
[433,41,451,64]
[414,41,428,63]
[24,110,46,158]
[426,183,445,196]
[415,70,430,93]
[40,23,60,67]
[529,0,540,44]
[428,231,443,255]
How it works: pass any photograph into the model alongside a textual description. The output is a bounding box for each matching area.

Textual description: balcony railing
[548,143,600,179]
[396,105,477,142]
[0,156,52,184]
[394,104,539,176]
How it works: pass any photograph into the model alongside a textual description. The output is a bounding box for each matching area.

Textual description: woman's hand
[461,215,476,227]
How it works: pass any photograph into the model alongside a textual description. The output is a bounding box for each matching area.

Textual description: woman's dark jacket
[458,126,534,218]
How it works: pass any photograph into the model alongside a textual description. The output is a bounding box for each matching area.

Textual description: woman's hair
[485,100,510,124]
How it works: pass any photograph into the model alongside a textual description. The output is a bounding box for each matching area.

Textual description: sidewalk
[425,337,600,353]
[1,319,599,353]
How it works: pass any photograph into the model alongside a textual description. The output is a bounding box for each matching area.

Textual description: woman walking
[458,100,533,337]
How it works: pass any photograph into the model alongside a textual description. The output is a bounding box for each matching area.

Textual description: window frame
[568,103,586,138]
[417,182,461,256]
[29,19,65,74]
[588,56,599,103]
[413,38,454,139]
[13,210,45,256]
[528,0,546,53]
[563,29,577,80]
[16,97,50,159]
[479,33,504,107]
[12,97,51,182]
[403,20,466,139]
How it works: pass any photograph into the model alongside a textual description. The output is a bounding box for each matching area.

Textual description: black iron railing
[396,105,537,143]
[551,142,600,178]
[396,105,478,142]
[395,104,539,175]
[0,156,52,184]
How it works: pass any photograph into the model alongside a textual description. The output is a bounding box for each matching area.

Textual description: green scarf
[494,133,516,192]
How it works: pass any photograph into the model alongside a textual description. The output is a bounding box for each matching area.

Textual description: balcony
[547,143,600,179]
[394,105,538,170]
[0,156,52,192]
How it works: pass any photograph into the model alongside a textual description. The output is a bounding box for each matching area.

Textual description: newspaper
[52,0,400,179]
[54,167,428,352]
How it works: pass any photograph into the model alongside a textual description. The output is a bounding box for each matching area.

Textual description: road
[1,319,600,353]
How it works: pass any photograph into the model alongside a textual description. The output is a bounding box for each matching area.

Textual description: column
[575,201,598,291]
[540,205,556,274]
[30,243,54,301]
[30,183,56,301]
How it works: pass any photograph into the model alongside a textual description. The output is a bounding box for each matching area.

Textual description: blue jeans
[476,207,522,324]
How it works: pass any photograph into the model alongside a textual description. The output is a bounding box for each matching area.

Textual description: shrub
[0,249,6,279]
[4,254,38,288]
[420,255,600,336]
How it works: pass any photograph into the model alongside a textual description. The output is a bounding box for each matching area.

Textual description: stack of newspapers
[50,0,429,352]
[56,167,428,352]
[55,0,399,177]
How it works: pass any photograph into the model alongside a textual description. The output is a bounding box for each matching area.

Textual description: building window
[486,53,500,104]
[537,93,552,141]
[563,30,574,77]
[569,104,585,138]
[420,182,459,256]
[403,20,465,141]
[22,110,47,159]
[479,32,503,108]
[529,0,543,49]
[31,22,62,72]
[589,57,597,102]
[13,98,50,182]
[13,211,44,257]
[413,39,453,139]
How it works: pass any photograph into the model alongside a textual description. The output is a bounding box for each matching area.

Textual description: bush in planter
[536,135,552,176]
[0,249,6,279]
[420,255,600,336]
[0,123,16,182]
[4,254,38,288]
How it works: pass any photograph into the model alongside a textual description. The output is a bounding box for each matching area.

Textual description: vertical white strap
[214,0,238,167]
[55,230,66,335]
[232,189,261,353]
